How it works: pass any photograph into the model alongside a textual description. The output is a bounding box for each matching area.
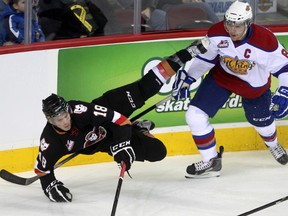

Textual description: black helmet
[42,93,70,118]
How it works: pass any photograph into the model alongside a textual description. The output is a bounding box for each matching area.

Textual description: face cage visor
[224,18,251,28]
[47,110,71,127]
[45,105,71,120]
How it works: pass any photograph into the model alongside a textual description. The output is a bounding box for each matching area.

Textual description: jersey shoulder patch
[247,24,278,52]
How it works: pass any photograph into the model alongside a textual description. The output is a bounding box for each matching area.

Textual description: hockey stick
[110,96,172,215]
[130,95,172,122]
[237,195,288,216]
[0,96,173,186]
[111,162,126,216]
[0,124,110,185]
[0,151,81,185]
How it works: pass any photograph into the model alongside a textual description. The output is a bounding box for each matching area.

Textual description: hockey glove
[110,140,135,171]
[44,180,72,202]
[172,70,196,100]
[40,173,72,202]
[270,86,288,119]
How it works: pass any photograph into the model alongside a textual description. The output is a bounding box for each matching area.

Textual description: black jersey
[35,71,165,175]
[34,100,128,175]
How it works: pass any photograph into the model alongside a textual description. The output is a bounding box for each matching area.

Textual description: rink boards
[1,122,288,173]
[0,32,288,173]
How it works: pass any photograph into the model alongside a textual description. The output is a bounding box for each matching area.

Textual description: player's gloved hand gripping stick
[110,140,135,171]
[172,69,195,100]
[270,86,288,119]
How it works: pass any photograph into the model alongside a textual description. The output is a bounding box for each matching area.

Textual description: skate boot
[269,143,288,165]
[185,146,224,179]
[132,119,155,134]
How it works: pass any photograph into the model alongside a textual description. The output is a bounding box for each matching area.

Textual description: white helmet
[224,1,253,26]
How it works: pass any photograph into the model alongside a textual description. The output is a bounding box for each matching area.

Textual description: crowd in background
[0,0,286,46]
[0,0,220,46]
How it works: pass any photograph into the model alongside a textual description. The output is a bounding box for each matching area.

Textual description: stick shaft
[0,151,80,185]
[238,196,288,216]
[111,163,126,216]
[130,95,172,122]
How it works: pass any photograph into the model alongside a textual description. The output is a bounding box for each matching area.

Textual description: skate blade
[185,171,220,179]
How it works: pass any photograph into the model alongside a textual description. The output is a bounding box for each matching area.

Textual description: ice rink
[1,150,288,216]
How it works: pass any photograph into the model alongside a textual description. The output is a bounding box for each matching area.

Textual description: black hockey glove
[40,173,72,202]
[44,180,72,202]
[110,140,136,171]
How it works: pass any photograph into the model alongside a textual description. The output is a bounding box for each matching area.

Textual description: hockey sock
[254,123,278,148]
[139,70,164,100]
[186,105,217,162]
[193,130,217,162]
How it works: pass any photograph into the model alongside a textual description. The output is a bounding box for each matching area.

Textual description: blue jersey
[2,7,45,44]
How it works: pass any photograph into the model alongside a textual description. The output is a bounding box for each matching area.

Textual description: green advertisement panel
[58,36,288,127]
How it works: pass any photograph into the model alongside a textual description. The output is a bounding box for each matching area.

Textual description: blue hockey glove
[270,86,288,119]
[172,70,195,100]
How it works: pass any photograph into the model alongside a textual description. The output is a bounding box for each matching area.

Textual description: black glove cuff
[166,49,192,72]
[39,172,56,191]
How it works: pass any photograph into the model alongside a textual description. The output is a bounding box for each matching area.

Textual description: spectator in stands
[0,0,9,15]
[117,0,167,31]
[1,0,45,45]
[0,0,9,45]
[37,0,107,41]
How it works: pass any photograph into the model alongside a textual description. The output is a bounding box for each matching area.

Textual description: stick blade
[0,169,38,185]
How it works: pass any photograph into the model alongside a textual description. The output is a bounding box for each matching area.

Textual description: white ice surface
[1,150,288,216]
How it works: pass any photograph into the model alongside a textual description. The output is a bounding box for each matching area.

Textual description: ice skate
[185,146,224,179]
[132,119,155,134]
[269,143,288,165]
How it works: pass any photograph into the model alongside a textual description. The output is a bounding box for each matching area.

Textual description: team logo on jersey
[40,138,50,151]
[74,104,88,114]
[84,126,107,148]
[221,55,255,75]
[66,140,75,151]
[70,128,79,136]
[217,40,229,48]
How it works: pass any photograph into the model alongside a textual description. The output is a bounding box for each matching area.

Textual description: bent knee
[145,139,167,162]
[185,105,212,134]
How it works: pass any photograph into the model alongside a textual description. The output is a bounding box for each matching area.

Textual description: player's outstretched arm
[156,37,210,79]
[172,69,196,100]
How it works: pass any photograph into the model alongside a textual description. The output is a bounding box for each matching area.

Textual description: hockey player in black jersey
[34,37,210,202]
